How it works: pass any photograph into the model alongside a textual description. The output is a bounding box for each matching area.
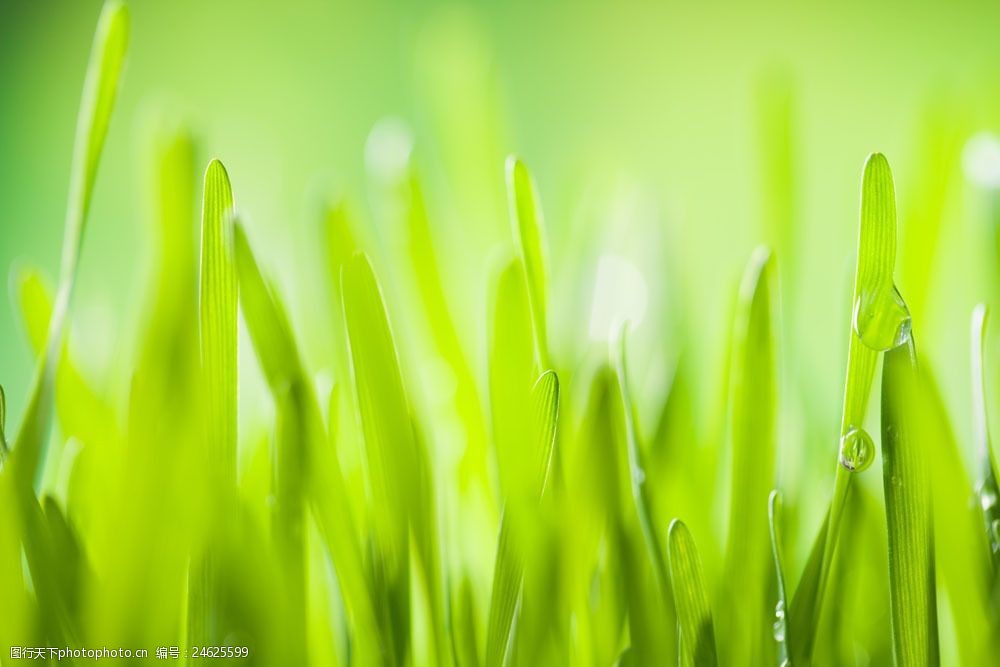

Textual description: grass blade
[485,370,559,667]
[6,0,129,490]
[881,340,939,666]
[614,326,669,593]
[199,159,238,493]
[489,257,537,501]
[768,491,791,665]
[918,364,997,662]
[667,519,718,667]
[971,304,1000,565]
[796,152,906,662]
[507,157,550,367]
[343,251,449,663]
[721,246,777,663]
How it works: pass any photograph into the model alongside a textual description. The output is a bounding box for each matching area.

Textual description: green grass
[3,2,1000,666]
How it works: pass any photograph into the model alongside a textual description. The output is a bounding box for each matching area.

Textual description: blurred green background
[3,0,1000,510]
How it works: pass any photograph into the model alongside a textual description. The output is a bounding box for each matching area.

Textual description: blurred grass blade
[15,267,121,455]
[528,370,559,499]
[667,519,718,667]
[881,339,939,666]
[403,167,489,484]
[722,246,777,663]
[485,370,559,667]
[489,257,537,500]
[485,507,523,667]
[971,304,1000,565]
[7,0,129,490]
[199,159,238,494]
[344,251,444,663]
[768,491,792,664]
[614,325,669,593]
[919,364,997,662]
[506,157,549,367]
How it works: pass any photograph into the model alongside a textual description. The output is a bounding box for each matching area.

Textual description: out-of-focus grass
[4,2,1000,666]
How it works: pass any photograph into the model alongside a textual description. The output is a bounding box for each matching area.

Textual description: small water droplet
[981,488,998,513]
[853,285,911,351]
[839,427,875,473]
[772,600,787,642]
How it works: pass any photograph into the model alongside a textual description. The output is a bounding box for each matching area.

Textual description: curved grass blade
[485,370,559,667]
[971,304,1000,564]
[6,0,129,490]
[343,251,450,663]
[403,167,489,485]
[768,491,792,665]
[199,159,238,494]
[614,325,668,593]
[722,246,777,663]
[797,152,905,663]
[489,257,537,500]
[506,156,550,367]
[14,267,121,455]
[881,340,939,666]
[667,519,718,667]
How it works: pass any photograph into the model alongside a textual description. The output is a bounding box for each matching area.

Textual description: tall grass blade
[881,339,939,666]
[614,326,669,593]
[668,519,718,667]
[485,370,559,667]
[797,152,906,662]
[489,257,537,500]
[722,246,777,663]
[343,252,444,663]
[768,491,792,665]
[918,365,996,662]
[506,157,550,367]
[6,0,129,490]
[199,159,238,494]
[971,305,1000,566]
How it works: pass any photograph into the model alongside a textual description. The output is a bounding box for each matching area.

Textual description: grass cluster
[2,2,1000,666]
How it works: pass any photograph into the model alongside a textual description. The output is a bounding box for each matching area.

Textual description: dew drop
[853,285,911,351]
[772,600,787,642]
[981,487,998,513]
[839,427,875,473]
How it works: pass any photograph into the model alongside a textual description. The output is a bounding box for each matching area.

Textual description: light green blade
[798,152,908,663]
[721,246,777,664]
[506,156,549,367]
[6,0,129,491]
[918,363,996,662]
[489,257,537,502]
[484,370,560,667]
[614,326,669,594]
[403,167,489,486]
[342,251,424,662]
[199,159,238,494]
[485,507,523,667]
[768,491,792,665]
[881,340,939,666]
[971,305,1000,566]
[667,519,718,667]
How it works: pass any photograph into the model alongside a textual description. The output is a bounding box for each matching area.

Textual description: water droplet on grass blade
[839,427,875,472]
[772,600,786,642]
[853,285,911,351]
